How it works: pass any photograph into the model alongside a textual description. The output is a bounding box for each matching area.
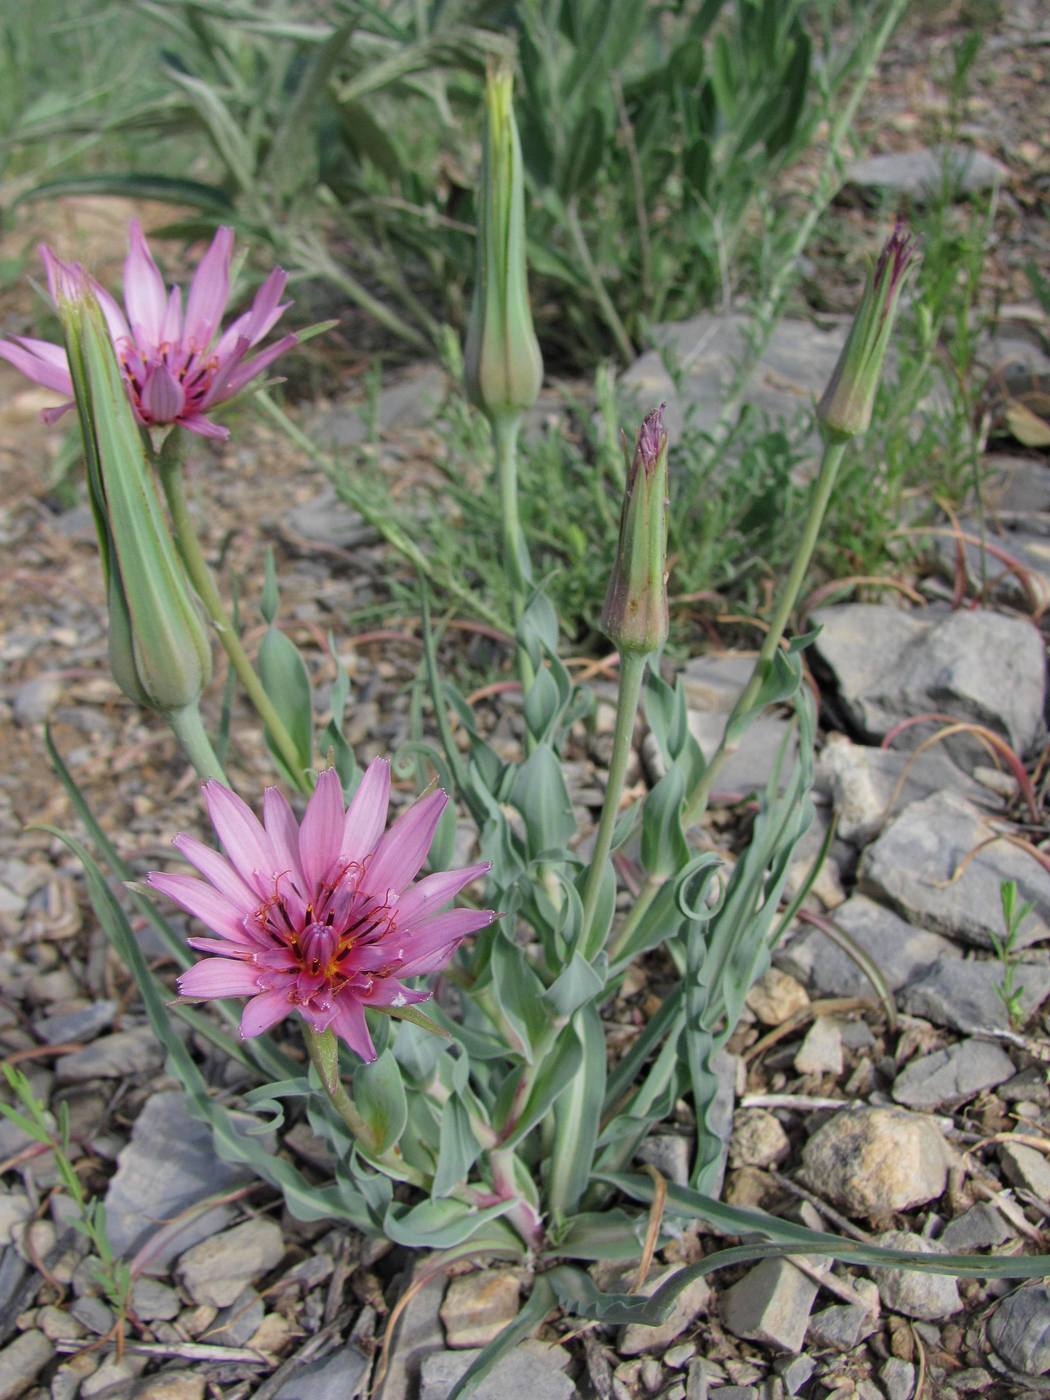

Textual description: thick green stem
[579,650,648,961]
[492,411,536,699]
[157,445,310,792]
[167,703,228,783]
[683,437,847,827]
[303,1025,426,1186]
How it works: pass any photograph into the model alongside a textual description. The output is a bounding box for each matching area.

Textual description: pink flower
[0,220,297,440]
[148,762,495,1061]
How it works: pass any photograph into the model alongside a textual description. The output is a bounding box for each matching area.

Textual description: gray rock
[927,518,1050,615]
[703,1050,738,1197]
[440,1269,520,1348]
[175,1217,284,1308]
[270,1344,370,1399]
[728,1110,790,1170]
[307,366,448,448]
[707,1389,758,1400]
[774,1354,816,1395]
[793,1016,843,1076]
[619,1265,711,1355]
[209,1285,266,1347]
[872,1231,962,1320]
[71,1295,114,1334]
[104,1092,252,1261]
[0,1329,53,1400]
[623,312,848,444]
[987,1285,1050,1374]
[284,488,378,549]
[374,1263,445,1400]
[806,1302,875,1350]
[999,1136,1050,1200]
[130,1277,181,1322]
[32,1000,117,1046]
[984,453,1050,525]
[859,791,1050,949]
[846,145,1009,197]
[779,894,957,1001]
[1000,1066,1050,1106]
[54,1027,163,1082]
[418,1346,574,1400]
[939,1203,1013,1253]
[899,954,1050,1033]
[12,675,64,726]
[720,1258,819,1352]
[891,1039,1015,1109]
[799,1107,951,1219]
[636,1132,693,1186]
[812,604,1045,760]
[687,710,798,799]
[880,1358,916,1400]
[817,734,987,846]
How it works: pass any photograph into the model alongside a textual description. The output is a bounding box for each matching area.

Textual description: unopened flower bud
[464,62,543,423]
[817,223,918,440]
[601,405,669,656]
[56,266,212,713]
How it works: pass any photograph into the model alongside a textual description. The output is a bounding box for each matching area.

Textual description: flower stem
[683,435,847,828]
[167,703,228,783]
[303,1025,426,1186]
[156,440,310,792]
[579,650,647,961]
[492,411,536,698]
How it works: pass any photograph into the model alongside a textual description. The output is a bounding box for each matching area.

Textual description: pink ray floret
[0,220,298,440]
[147,761,495,1061]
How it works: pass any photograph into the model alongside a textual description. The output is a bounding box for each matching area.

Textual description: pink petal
[146,870,253,944]
[202,780,275,891]
[89,278,132,345]
[212,267,289,360]
[161,284,183,344]
[170,833,258,911]
[395,862,490,926]
[263,787,304,886]
[186,935,253,956]
[340,757,391,866]
[328,994,376,1062]
[298,768,345,892]
[240,989,292,1038]
[140,362,186,422]
[41,403,75,425]
[123,219,167,346]
[178,957,262,999]
[361,789,447,897]
[212,333,297,401]
[0,337,73,395]
[41,245,86,303]
[177,412,230,440]
[397,908,495,975]
[359,978,429,1008]
[184,226,234,351]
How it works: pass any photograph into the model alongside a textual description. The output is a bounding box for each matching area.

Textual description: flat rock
[999,1136,1050,1200]
[686,710,798,799]
[32,1000,118,1046]
[375,1263,446,1400]
[927,518,1050,614]
[12,674,64,726]
[891,1039,1015,1109]
[440,1269,520,1348]
[418,1346,575,1400]
[812,604,1046,760]
[54,1026,163,1082]
[799,1107,951,1219]
[779,895,957,1000]
[817,734,988,846]
[636,1132,693,1186]
[939,1203,1013,1253]
[619,1264,711,1355]
[176,1217,284,1308]
[806,1302,876,1350]
[283,487,378,550]
[720,1258,819,1353]
[871,1230,962,1320]
[987,1284,1050,1374]
[879,1358,916,1400]
[270,1344,369,1399]
[104,1092,252,1261]
[728,1110,790,1170]
[845,145,1008,197]
[899,955,1050,1033]
[793,1016,843,1076]
[132,1375,207,1400]
[623,313,848,443]
[745,968,809,1027]
[0,1330,53,1400]
[859,791,1050,949]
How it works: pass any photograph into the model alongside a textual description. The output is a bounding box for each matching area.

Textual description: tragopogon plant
[12,67,1049,1400]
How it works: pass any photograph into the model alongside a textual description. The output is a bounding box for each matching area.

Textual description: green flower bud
[464,62,543,423]
[56,267,212,713]
[817,223,918,441]
[601,406,669,657]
